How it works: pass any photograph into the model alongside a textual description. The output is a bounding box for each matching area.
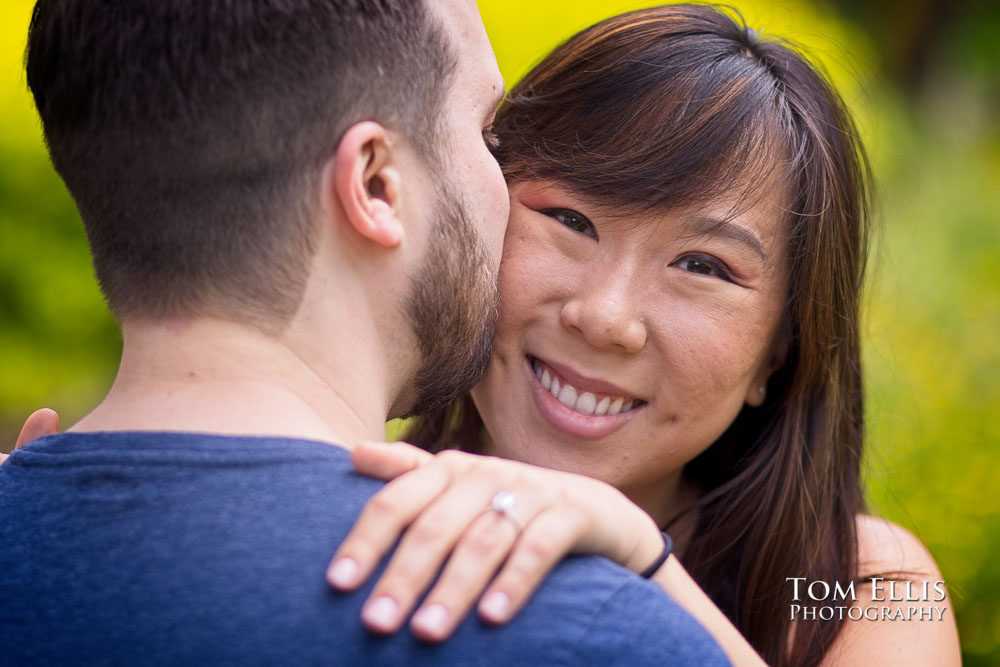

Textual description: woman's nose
[559,289,648,354]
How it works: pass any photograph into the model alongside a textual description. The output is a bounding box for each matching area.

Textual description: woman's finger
[15,408,59,449]
[327,461,454,591]
[477,505,591,625]
[408,491,546,641]
[351,440,433,480]
[357,469,518,634]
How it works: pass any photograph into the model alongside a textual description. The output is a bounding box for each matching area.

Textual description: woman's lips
[525,356,643,439]
[534,356,640,400]
[531,357,642,414]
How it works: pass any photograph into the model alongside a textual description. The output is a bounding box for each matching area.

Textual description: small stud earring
[759,385,766,396]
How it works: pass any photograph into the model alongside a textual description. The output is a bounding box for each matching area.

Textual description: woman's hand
[328,442,665,642]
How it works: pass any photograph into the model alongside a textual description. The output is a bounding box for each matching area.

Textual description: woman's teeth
[532,359,637,416]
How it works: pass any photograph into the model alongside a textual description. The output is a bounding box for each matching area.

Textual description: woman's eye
[540,208,597,239]
[672,255,732,281]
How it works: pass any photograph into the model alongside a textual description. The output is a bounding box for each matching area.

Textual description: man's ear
[332,121,405,248]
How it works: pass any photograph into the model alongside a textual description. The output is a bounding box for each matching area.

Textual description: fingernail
[479,591,511,622]
[362,595,399,632]
[412,603,450,638]
[327,558,359,589]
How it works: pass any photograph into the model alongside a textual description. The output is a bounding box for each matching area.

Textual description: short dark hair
[26,0,456,327]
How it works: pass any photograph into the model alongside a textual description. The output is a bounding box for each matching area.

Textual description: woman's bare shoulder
[855,514,939,578]
[818,515,960,666]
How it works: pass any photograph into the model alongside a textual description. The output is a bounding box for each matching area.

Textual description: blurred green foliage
[0,2,122,435]
[1,0,996,662]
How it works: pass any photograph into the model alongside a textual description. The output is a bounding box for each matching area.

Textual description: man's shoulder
[0,430,380,575]
[503,556,730,665]
[0,433,728,665]
[0,430,378,519]
[1,429,371,489]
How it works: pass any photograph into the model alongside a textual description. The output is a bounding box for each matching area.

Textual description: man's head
[26,0,508,414]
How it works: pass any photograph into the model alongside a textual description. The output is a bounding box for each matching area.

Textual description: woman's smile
[525,355,645,439]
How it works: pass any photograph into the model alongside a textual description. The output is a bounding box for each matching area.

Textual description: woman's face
[471,180,790,516]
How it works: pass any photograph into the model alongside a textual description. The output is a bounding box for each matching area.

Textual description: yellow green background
[1,1,996,662]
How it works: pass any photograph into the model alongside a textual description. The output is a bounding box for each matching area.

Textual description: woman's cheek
[659,302,767,400]
[497,240,565,325]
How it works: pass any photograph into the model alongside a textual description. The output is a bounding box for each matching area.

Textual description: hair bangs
[496,18,793,219]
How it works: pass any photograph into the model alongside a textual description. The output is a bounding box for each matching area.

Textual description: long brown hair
[409,5,871,665]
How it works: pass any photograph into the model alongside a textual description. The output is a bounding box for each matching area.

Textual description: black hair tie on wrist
[639,532,673,579]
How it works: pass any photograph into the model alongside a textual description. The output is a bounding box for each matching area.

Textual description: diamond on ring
[491,491,516,513]
[488,491,522,533]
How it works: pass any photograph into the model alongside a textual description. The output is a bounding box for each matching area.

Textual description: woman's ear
[746,318,790,407]
[745,375,769,407]
[331,121,404,248]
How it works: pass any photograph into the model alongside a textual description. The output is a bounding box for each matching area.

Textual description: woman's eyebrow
[682,214,768,261]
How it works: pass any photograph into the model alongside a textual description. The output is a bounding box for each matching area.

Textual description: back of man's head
[26,0,455,329]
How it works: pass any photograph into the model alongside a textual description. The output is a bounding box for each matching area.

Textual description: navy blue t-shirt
[0,432,728,666]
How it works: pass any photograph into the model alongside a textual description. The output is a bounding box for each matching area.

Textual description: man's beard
[403,182,499,415]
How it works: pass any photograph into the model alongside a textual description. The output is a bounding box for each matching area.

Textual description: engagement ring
[489,491,522,534]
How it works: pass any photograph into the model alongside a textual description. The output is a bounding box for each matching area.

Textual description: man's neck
[72,318,388,448]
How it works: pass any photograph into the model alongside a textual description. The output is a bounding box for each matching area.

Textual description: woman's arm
[331,441,766,666]
[651,556,766,665]
[818,516,961,666]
